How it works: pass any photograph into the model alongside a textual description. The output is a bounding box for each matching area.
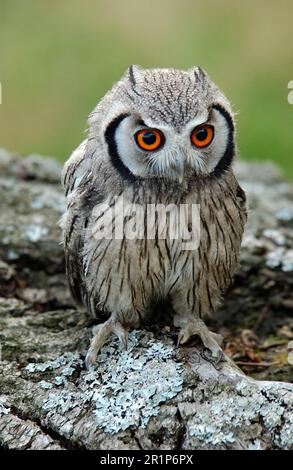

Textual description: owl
[61,66,247,368]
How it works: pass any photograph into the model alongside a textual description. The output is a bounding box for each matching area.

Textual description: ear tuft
[192,66,208,83]
[127,65,143,86]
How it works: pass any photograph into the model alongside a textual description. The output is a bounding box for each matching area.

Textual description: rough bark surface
[0,148,292,450]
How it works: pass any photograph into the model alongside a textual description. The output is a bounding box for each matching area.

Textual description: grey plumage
[61,66,247,367]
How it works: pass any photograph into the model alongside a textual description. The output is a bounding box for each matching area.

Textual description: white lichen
[24,225,49,243]
[277,208,293,222]
[0,400,10,416]
[262,229,286,246]
[39,381,53,390]
[30,188,65,213]
[25,352,83,373]
[185,378,293,448]
[265,247,293,272]
[21,333,293,446]
[83,331,184,433]
[25,331,184,434]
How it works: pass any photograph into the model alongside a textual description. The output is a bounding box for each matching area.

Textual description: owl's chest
[86,181,243,280]
[140,185,244,273]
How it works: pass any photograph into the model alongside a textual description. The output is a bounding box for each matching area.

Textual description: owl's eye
[191,124,214,148]
[135,129,164,151]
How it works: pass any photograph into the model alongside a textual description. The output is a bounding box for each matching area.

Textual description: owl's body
[61,66,247,366]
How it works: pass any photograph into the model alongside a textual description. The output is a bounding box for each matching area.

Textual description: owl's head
[89,66,235,183]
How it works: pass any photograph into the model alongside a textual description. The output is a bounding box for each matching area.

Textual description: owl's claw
[177,318,224,367]
[85,319,129,369]
[85,322,112,368]
[112,323,128,351]
[85,350,98,370]
[176,331,188,347]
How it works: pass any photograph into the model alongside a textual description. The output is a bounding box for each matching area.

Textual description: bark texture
[0,148,292,450]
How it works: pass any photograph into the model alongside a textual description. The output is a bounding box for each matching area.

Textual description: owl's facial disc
[105,104,234,182]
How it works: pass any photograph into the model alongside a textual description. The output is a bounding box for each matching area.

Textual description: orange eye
[135,129,164,151]
[191,124,214,148]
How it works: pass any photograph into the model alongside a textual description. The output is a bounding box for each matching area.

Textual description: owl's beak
[178,173,184,184]
[177,161,185,184]
[178,175,184,184]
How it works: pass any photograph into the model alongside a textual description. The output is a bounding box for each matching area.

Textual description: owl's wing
[62,206,87,307]
[61,139,92,196]
[235,182,248,217]
[61,139,96,308]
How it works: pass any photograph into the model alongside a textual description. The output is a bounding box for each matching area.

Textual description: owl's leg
[171,291,223,366]
[85,316,128,369]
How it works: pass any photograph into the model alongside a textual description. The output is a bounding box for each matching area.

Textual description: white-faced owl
[61,66,247,367]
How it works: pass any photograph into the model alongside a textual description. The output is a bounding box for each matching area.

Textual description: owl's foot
[85,318,128,369]
[177,318,224,366]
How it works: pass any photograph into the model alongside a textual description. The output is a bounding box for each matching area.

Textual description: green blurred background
[0,0,292,177]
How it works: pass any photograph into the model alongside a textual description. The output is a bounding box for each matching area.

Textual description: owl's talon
[176,332,185,347]
[85,351,97,370]
[85,318,129,368]
[177,318,224,367]
[178,331,192,345]
[85,322,111,368]
[112,323,129,351]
